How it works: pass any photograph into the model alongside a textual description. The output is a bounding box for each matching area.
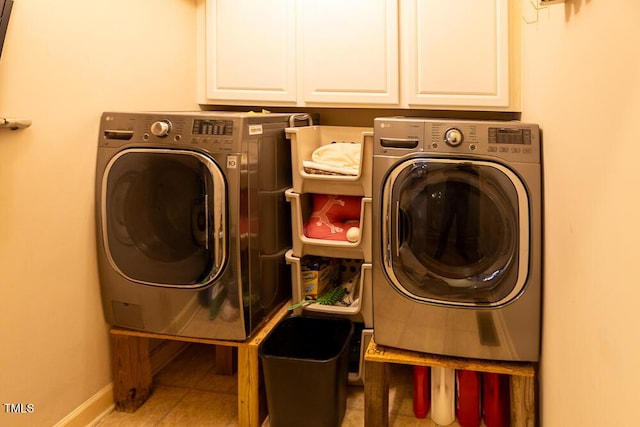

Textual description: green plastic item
[288,286,346,311]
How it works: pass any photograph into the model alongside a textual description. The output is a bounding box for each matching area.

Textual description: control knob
[444,128,463,147]
[150,120,172,137]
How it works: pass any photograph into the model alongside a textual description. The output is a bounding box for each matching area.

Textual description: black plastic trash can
[259,315,354,427]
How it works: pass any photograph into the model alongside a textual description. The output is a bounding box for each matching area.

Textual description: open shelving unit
[285,125,374,383]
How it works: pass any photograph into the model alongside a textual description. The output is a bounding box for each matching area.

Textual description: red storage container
[456,370,481,427]
[413,366,430,418]
[482,372,511,427]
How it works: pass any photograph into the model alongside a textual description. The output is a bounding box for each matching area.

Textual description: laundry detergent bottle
[456,370,481,427]
[430,367,455,425]
[413,365,430,418]
[482,372,511,427]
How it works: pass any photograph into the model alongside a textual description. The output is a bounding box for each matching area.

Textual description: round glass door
[102,149,227,288]
[381,159,529,306]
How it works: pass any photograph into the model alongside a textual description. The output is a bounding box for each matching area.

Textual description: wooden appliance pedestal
[109,301,290,427]
[364,338,537,427]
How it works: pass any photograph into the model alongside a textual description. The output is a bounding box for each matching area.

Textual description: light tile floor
[95,343,465,426]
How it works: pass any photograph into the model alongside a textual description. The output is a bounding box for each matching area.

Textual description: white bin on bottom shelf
[285,250,371,321]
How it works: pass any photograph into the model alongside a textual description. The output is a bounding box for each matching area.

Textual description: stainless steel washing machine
[95,111,311,340]
[372,117,542,361]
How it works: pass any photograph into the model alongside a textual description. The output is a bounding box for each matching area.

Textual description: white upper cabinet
[199,0,517,110]
[402,0,511,108]
[298,0,399,105]
[202,0,297,102]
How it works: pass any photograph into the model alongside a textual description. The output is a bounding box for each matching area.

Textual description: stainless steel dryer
[372,117,542,361]
[95,111,310,340]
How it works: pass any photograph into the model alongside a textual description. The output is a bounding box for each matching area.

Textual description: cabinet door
[403,0,510,108]
[299,0,398,105]
[203,0,296,103]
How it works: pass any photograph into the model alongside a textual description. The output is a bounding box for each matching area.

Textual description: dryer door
[381,158,529,306]
[101,148,227,288]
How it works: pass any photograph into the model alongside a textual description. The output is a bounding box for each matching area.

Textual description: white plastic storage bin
[285,189,372,262]
[286,126,373,197]
[286,250,372,323]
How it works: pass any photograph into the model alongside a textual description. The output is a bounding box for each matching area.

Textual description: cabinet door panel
[299,0,398,104]
[204,0,296,102]
[405,0,510,107]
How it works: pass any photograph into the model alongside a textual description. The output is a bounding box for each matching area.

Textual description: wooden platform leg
[111,334,152,412]
[365,360,390,427]
[215,346,237,375]
[237,345,262,427]
[510,375,536,427]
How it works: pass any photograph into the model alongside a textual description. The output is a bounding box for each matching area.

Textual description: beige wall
[0,1,197,425]
[3,0,640,425]
[520,0,640,425]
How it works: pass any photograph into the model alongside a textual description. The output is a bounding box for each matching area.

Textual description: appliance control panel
[374,117,540,163]
[100,113,239,152]
[192,119,234,137]
[426,122,538,162]
[488,127,533,145]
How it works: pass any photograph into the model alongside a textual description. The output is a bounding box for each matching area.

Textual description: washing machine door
[101,148,227,288]
[381,158,529,307]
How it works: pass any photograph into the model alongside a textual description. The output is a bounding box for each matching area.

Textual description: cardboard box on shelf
[301,256,339,299]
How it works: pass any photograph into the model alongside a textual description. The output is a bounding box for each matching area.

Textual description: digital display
[192,119,233,136]
[489,127,532,145]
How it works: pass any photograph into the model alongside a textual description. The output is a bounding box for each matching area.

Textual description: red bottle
[456,370,481,427]
[482,372,511,427]
[413,366,430,418]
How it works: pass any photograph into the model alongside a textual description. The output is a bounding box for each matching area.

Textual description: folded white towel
[303,142,361,176]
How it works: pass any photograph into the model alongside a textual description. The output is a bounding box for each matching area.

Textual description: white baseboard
[54,340,190,426]
[53,383,114,427]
